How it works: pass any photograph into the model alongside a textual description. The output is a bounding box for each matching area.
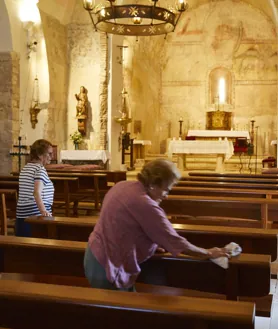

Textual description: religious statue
[75,86,88,135]
[75,86,88,118]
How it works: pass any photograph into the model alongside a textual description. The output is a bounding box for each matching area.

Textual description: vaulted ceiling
[37,0,278,26]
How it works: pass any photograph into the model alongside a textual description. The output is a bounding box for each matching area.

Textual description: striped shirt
[16,162,54,219]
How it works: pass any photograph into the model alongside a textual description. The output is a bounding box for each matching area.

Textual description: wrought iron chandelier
[83,0,189,37]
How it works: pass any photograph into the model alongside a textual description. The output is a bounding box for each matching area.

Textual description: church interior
[0,0,278,328]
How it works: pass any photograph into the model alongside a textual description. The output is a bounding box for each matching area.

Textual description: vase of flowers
[70,131,83,150]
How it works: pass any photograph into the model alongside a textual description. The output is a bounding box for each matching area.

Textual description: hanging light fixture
[30,76,41,129]
[83,0,189,37]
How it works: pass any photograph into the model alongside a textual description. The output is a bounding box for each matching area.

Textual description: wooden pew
[170,186,278,228]
[0,189,17,235]
[182,175,278,184]
[45,168,127,184]
[11,172,109,213]
[0,280,255,329]
[0,175,18,181]
[177,179,278,190]
[0,181,19,191]
[171,186,278,199]
[25,216,278,261]
[49,172,109,212]
[161,195,278,228]
[0,236,271,306]
[50,176,79,216]
[188,171,278,179]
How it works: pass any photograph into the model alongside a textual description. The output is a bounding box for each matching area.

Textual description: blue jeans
[84,245,135,292]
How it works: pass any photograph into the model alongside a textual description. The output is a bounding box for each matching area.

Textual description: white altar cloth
[133,140,152,146]
[60,150,110,163]
[188,130,250,139]
[168,140,234,172]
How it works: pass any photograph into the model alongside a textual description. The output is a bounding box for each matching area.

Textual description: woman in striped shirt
[16,139,54,237]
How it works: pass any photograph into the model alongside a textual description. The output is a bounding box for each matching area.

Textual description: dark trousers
[15,218,31,237]
[84,245,135,292]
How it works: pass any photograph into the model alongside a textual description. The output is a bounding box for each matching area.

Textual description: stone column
[0,51,20,174]
[40,11,68,152]
[98,34,108,150]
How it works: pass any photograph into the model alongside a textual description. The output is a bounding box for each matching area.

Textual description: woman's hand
[41,210,51,217]
[155,247,166,253]
[207,247,231,259]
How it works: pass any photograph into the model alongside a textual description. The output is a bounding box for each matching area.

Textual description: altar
[187,130,250,140]
[60,150,110,168]
[168,140,234,172]
[133,140,152,162]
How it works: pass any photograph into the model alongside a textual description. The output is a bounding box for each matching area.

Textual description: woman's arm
[138,204,230,259]
[33,180,51,216]
[182,242,229,259]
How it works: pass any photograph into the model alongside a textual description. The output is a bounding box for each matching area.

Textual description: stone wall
[0,52,20,174]
[125,0,278,155]
[40,11,68,151]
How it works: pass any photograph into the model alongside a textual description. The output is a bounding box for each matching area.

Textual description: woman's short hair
[30,139,52,161]
[137,159,181,188]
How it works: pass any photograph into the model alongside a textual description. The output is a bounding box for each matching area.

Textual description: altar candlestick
[178,117,183,139]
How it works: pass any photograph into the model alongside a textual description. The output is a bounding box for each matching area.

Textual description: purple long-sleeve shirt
[88,180,191,288]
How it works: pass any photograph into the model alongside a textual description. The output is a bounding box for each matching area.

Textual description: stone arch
[0,1,13,51]
[0,1,20,173]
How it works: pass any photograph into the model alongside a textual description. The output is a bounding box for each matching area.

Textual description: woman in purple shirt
[84,159,229,291]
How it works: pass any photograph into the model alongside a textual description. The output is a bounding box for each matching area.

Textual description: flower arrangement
[70,131,83,145]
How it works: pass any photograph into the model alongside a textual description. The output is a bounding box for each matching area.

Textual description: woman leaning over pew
[84,159,230,292]
[16,139,54,237]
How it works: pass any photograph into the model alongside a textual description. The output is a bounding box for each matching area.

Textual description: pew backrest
[25,216,278,261]
[188,172,278,179]
[177,180,278,190]
[0,236,271,300]
[0,280,255,329]
[182,176,278,184]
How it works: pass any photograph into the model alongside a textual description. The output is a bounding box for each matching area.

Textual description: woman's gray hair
[137,159,181,188]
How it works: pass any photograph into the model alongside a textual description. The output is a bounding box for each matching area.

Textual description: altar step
[169,154,264,173]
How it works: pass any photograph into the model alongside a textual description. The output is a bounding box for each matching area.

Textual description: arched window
[209,67,232,106]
